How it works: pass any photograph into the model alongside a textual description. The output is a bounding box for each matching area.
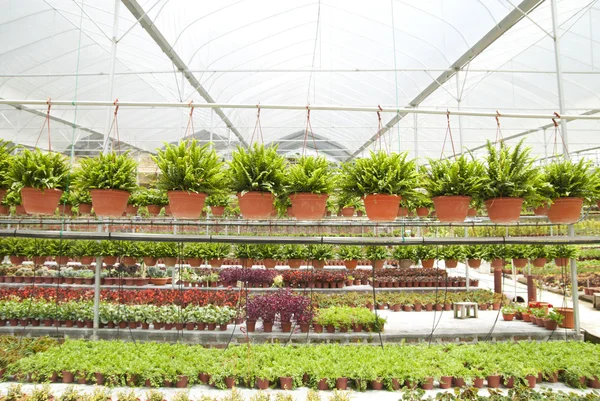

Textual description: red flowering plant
[313,270,348,284]
[281,270,313,287]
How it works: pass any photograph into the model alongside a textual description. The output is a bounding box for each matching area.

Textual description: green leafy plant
[206,192,231,207]
[285,156,335,194]
[74,152,138,192]
[228,143,287,195]
[542,158,600,203]
[307,244,335,261]
[337,245,363,261]
[8,149,69,190]
[481,140,542,201]
[339,151,418,197]
[364,245,389,260]
[153,140,224,193]
[421,155,485,197]
[0,140,15,190]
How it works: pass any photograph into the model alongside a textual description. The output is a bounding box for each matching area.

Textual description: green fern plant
[542,158,600,203]
[153,140,224,193]
[74,152,137,192]
[285,155,335,194]
[228,143,287,194]
[422,155,485,197]
[339,151,418,197]
[481,140,541,200]
[0,140,16,190]
[8,149,69,190]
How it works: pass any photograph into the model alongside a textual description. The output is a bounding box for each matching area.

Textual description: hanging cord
[182,101,195,142]
[249,104,264,146]
[34,98,52,151]
[375,105,389,153]
[495,110,504,145]
[302,105,319,157]
[552,112,569,156]
[439,110,457,159]
[105,99,121,154]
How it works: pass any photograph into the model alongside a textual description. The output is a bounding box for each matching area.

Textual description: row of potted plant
[3,138,599,224]
[0,300,238,330]
[8,339,600,390]
[502,303,565,331]
[0,286,241,307]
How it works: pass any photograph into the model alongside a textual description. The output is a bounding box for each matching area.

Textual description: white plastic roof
[1,0,600,162]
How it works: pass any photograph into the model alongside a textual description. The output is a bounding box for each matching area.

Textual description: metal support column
[552,0,579,334]
[92,219,103,339]
[413,113,419,166]
[101,0,121,153]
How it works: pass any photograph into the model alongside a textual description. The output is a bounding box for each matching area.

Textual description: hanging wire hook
[302,104,318,157]
[552,112,569,156]
[182,101,195,142]
[440,110,456,159]
[250,103,263,146]
[34,98,53,151]
[495,110,504,145]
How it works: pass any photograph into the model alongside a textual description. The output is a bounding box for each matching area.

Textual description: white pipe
[568,224,581,335]
[2,99,600,120]
[101,0,121,154]
[413,113,419,166]
[456,72,464,152]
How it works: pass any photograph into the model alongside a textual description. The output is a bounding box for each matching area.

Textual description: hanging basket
[362,194,400,221]
[397,206,408,217]
[340,207,355,217]
[211,206,225,217]
[238,191,274,220]
[533,204,549,216]
[532,257,546,267]
[432,195,471,223]
[290,193,328,220]
[467,207,478,217]
[167,191,207,219]
[547,197,583,224]
[21,187,63,215]
[91,189,129,217]
[78,203,92,215]
[484,197,523,223]
[416,207,430,217]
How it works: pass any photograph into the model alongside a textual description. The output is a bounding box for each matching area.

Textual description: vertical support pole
[456,71,464,152]
[465,227,469,291]
[568,224,581,334]
[101,0,121,153]
[527,274,537,302]
[550,0,569,160]
[209,109,214,150]
[494,267,502,294]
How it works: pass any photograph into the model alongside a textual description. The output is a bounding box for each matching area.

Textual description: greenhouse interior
[3,0,600,400]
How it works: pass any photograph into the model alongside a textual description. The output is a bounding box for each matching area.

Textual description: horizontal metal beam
[1,99,598,121]
[0,229,597,246]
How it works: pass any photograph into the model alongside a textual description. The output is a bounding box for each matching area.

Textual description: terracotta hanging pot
[78,203,92,215]
[21,187,63,215]
[397,206,408,217]
[467,259,481,268]
[432,195,471,223]
[421,258,435,268]
[211,206,225,217]
[103,256,118,265]
[555,307,574,329]
[290,193,328,220]
[532,257,546,267]
[533,204,549,216]
[484,197,523,223]
[416,207,430,217]
[146,205,161,216]
[512,258,528,268]
[467,207,478,217]
[547,197,583,224]
[90,189,129,217]
[340,207,355,217]
[0,205,8,216]
[58,204,72,216]
[363,194,400,221]
[344,260,358,269]
[444,259,458,268]
[238,191,274,219]
[167,191,207,219]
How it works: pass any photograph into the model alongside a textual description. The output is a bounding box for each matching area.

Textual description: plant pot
[238,191,275,220]
[363,194,401,222]
[504,376,515,388]
[206,323,216,331]
[317,378,329,390]
[432,195,471,223]
[533,205,549,216]
[143,257,158,267]
[256,378,270,390]
[445,259,458,268]
[484,197,523,223]
[210,205,225,217]
[313,323,323,333]
[9,256,24,265]
[299,323,310,333]
[371,379,384,390]
[547,197,583,224]
[473,377,484,388]
[335,377,347,390]
[262,258,276,269]
[491,258,504,268]
[526,375,537,388]
[419,377,434,390]
[90,189,130,217]
[513,258,528,268]
[344,259,358,269]
[281,322,292,332]
[279,376,293,390]
[555,307,574,328]
[288,258,302,268]
[467,207,478,217]
[163,257,178,267]
[326,324,335,333]
[439,375,453,389]
[421,258,435,268]
[532,258,546,267]
[587,377,600,389]
[78,203,92,215]
[62,371,74,383]
[246,319,256,332]
[94,372,104,385]
[290,193,328,220]
[187,257,202,267]
[397,206,408,217]
[416,207,430,217]
[555,257,569,267]
[487,375,501,388]
[103,256,117,266]
[176,375,188,388]
[502,313,515,321]
[453,377,465,388]
[263,320,273,332]
[146,205,161,216]
[21,187,63,215]
[467,259,481,268]
[124,204,138,216]
[122,256,136,266]
[224,376,236,389]
[167,191,207,219]
[340,207,355,217]
[32,256,46,265]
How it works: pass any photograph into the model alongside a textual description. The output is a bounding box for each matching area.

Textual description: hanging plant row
[1,139,599,224]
